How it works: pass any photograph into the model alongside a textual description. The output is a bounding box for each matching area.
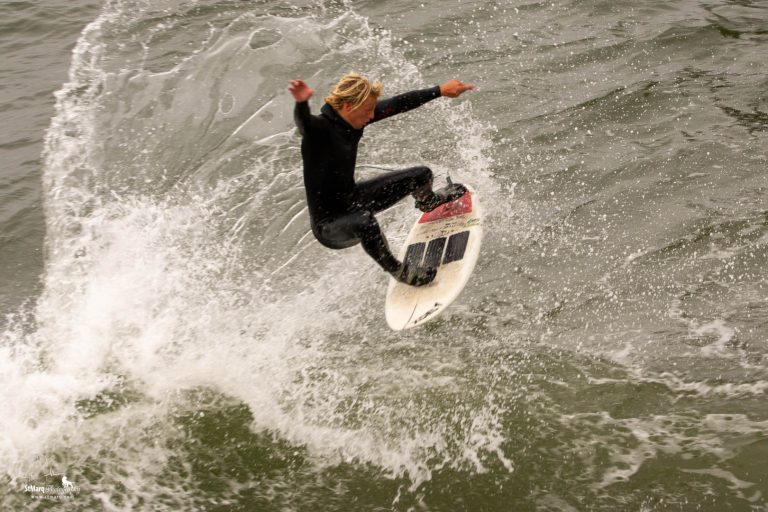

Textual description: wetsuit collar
[320,103,359,132]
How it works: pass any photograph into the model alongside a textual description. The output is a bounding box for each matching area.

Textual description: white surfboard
[385,185,483,330]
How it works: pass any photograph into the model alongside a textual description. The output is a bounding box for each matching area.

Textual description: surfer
[289,72,475,286]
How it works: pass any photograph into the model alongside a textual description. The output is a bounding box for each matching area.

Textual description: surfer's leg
[313,214,363,250]
[355,166,434,213]
[355,212,399,271]
[316,211,399,268]
[356,166,467,214]
[357,212,437,286]
[320,210,435,286]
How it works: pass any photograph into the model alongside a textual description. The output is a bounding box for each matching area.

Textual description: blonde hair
[325,72,383,111]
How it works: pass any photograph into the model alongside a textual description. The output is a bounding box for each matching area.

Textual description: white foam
[557,411,768,491]
[695,319,737,356]
[2,0,511,498]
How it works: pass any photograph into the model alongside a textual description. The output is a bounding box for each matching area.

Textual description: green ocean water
[1,0,768,510]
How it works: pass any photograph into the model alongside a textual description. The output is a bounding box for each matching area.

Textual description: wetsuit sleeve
[372,85,441,123]
[294,101,316,136]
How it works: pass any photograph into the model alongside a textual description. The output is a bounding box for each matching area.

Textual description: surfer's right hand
[289,79,314,102]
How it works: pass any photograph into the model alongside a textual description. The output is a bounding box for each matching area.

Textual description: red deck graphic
[418,192,473,224]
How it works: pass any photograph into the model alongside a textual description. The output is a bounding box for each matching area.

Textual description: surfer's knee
[357,211,379,234]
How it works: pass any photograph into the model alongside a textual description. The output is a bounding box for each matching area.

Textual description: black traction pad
[403,230,470,267]
[443,231,470,264]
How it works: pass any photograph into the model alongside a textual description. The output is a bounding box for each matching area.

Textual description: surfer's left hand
[439,80,476,98]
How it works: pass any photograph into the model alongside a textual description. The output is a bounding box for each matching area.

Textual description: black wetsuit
[293,86,442,272]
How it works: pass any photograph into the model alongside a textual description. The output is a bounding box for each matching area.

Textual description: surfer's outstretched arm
[289,79,318,136]
[372,79,475,122]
